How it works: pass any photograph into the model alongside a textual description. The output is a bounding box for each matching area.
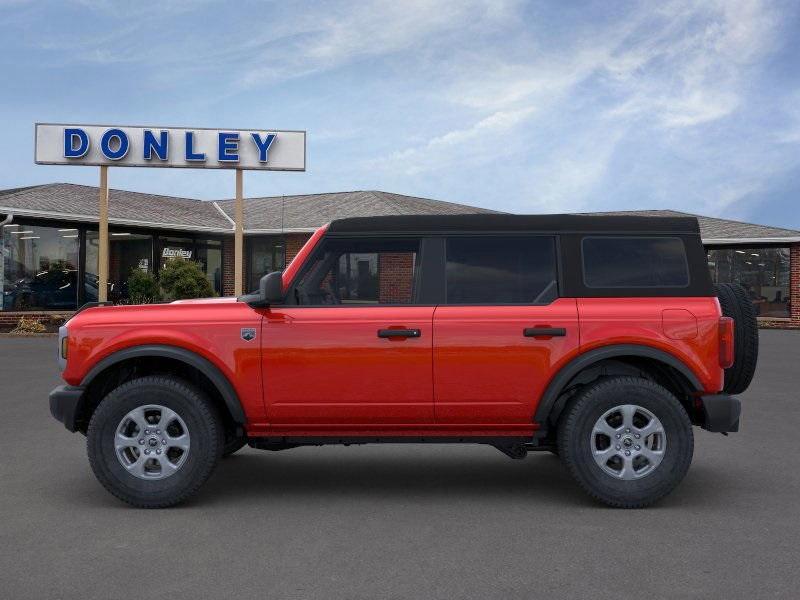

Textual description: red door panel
[261,306,434,425]
[433,299,580,424]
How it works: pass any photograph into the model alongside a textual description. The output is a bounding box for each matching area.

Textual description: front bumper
[49,385,85,432]
[699,394,741,433]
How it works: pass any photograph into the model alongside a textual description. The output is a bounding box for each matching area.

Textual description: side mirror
[261,270,284,304]
[239,270,284,308]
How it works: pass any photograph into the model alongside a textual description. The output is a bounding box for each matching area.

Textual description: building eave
[243,227,318,234]
[702,237,800,245]
[0,206,232,234]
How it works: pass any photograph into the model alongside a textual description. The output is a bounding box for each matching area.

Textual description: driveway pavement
[1,331,799,599]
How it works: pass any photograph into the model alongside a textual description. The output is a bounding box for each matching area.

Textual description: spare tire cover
[715,283,759,395]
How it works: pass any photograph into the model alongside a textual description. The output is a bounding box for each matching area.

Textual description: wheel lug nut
[156,449,161,455]
[625,450,631,456]
[138,439,144,445]
[634,433,641,439]
[144,449,150,455]
[162,439,167,445]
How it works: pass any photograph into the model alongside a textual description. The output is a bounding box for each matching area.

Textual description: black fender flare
[534,344,703,427]
[81,344,246,424]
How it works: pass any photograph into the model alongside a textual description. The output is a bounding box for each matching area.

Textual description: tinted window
[582,237,689,288]
[445,236,557,304]
[293,238,419,305]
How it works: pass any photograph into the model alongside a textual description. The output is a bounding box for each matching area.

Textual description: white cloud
[238,0,521,88]
[379,106,535,175]
[368,0,793,216]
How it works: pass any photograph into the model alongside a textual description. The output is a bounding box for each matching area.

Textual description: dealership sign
[162,247,192,260]
[34,123,306,171]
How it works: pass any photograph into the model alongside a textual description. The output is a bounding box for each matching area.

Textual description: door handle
[378,328,421,338]
[523,327,566,338]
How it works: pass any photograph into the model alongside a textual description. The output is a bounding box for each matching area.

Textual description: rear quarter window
[582,236,689,288]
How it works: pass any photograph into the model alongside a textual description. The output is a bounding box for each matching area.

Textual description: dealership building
[1,182,798,327]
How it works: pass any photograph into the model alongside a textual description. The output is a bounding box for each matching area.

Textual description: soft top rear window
[582,236,689,288]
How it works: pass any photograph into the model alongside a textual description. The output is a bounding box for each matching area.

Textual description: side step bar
[248,436,540,459]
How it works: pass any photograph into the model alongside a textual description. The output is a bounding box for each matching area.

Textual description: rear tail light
[718,317,734,369]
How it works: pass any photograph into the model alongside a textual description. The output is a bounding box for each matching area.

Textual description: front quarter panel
[63,301,266,421]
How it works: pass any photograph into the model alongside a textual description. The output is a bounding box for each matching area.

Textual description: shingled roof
[214,190,497,231]
[0,183,230,232]
[1,183,798,243]
[0,184,495,233]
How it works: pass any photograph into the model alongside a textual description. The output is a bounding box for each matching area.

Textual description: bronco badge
[241,328,257,341]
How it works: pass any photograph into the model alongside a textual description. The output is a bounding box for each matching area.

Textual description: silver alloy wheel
[114,405,190,480]
[590,404,666,480]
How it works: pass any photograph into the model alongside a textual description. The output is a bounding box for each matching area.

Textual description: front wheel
[87,375,224,508]
[557,376,693,508]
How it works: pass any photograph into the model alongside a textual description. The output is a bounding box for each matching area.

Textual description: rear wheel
[87,375,223,508]
[558,376,693,508]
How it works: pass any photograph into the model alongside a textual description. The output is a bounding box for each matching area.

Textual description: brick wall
[222,237,235,296]
[790,243,800,324]
[0,311,71,326]
[378,253,414,303]
[285,233,311,266]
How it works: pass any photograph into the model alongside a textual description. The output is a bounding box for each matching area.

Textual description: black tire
[557,376,694,508]
[715,283,758,395]
[222,434,247,457]
[87,375,223,508]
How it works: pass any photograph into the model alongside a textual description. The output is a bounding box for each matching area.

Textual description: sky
[1,0,799,227]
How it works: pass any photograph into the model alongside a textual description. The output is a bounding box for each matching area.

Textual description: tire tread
[86,375,222,508]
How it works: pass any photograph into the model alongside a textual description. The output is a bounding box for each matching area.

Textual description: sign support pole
[234,168,244,296]
[98,166,109,303]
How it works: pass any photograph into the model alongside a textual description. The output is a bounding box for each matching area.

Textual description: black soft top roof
[328,214,701,235]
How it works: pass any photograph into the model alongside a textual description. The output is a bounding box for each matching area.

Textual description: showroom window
[85,230,154,304]
[196,239,223,295]
[2,223,80,311]
[159,236,223,296]
[707,247,790,318]
[247,237,286,293]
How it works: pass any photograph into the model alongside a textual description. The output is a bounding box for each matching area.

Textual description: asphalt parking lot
[1,331,799,599]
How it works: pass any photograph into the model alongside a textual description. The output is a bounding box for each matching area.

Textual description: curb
[0,332,58,338]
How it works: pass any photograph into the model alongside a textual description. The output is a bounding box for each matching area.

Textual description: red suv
[49,214,757,508]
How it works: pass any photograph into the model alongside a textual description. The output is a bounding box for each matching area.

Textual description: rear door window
[582,236,689,288]
[445,236,558,304]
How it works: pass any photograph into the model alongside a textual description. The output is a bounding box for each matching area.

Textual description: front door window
[292,238,419,305]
